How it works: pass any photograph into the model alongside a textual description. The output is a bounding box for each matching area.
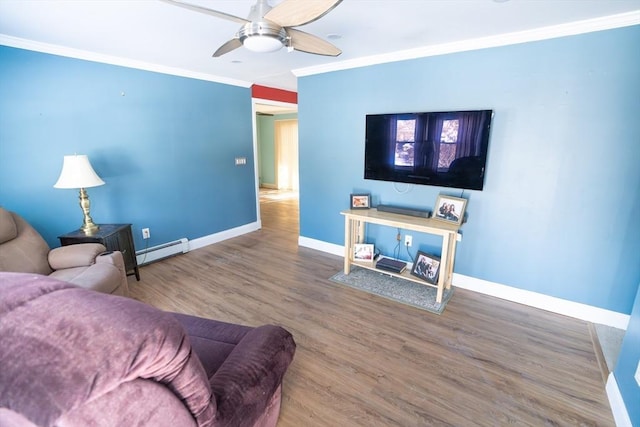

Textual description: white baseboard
[453,273,629,330]
[298,236,344,256]
[298,236,630,330]
[606,373,632,427]
[135,222,261,265]
[189,221,260,250]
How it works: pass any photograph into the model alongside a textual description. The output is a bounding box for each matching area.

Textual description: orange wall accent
[251,85,298,104]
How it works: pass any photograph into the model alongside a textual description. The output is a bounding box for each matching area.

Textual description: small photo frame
[433,194,467,225]
[410,251,441,284]
[353,243,375,263]
[350,193,371,209]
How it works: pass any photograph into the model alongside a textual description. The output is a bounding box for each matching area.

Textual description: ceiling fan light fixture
[163,0,342,57]
[239,22,287,53]
[243,34,282,52]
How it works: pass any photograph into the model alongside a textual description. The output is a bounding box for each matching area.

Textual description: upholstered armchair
[0,207,128,296]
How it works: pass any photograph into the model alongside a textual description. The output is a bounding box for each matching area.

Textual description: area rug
[330,266,454,315]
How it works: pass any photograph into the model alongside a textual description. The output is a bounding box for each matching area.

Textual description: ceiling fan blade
[287,28,341,56]
[213,38,243,57]
[159,0,249,24]
[265,0,343,27]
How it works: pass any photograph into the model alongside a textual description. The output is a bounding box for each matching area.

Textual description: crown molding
[293,11,640,78]
[2,10,638,85]
[0,34,253,88]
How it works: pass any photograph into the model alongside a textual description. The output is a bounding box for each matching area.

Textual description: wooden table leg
[445,233,457,290]
[436,234,451,303]
[343,217,352,274]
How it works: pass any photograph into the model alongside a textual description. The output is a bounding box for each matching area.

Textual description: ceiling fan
[160,0,343,57]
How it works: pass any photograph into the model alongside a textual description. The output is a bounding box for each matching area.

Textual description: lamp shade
[53,155,105,189]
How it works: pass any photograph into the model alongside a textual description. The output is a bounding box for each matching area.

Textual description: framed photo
[433,194,467,225]
[350,193,371,209]
[410,251,441,284]
[353,243,375,263]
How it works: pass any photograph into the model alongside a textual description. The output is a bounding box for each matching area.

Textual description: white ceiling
[1,0,639,94]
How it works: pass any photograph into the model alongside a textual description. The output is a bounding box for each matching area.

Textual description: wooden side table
[341,209,460,303]
[59,224,140,281]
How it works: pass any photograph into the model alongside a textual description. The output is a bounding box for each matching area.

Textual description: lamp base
[80,222,100,235]
[78,188,100,235]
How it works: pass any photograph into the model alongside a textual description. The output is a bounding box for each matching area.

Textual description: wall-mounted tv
[364,110,493,190]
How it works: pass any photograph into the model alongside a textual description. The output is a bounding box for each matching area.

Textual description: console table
[59,224,140,281]
[341,209,460,303]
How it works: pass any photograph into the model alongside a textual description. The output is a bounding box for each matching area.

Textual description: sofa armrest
[95,250,129,296]
[48,243,106,270]
[95,250,125,269]
[210,325,296,426]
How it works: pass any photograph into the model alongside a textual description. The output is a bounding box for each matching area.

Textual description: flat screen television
[364,109,493,190]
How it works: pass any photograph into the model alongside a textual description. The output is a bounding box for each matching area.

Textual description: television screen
[364,110,493,190]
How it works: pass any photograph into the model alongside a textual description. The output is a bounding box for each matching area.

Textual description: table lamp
[54,154,105,234]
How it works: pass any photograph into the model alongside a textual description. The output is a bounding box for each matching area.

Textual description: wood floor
[129,195,614,426]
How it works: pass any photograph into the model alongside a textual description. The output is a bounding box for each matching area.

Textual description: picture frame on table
[353,243,375,263]
[410,251,441,284]
[350,193,371,209]
[433,194,467,225]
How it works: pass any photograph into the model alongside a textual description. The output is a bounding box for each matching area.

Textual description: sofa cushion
[49,263,122,294]
[0,273,215,427]
[58,379,199,427]
[0,208,18,244]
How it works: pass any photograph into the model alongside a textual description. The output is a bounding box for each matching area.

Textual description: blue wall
[0,46,256,251]
[297,26,640,314]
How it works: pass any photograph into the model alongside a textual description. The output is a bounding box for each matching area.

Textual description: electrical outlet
[404,235,412,247]
[142,228,150,239]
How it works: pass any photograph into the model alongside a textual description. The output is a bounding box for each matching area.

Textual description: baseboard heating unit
[136,238,189,266]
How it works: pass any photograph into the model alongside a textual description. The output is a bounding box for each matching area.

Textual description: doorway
[253,99,299,226]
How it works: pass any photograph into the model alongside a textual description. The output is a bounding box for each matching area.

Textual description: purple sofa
[0,273,296,427]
